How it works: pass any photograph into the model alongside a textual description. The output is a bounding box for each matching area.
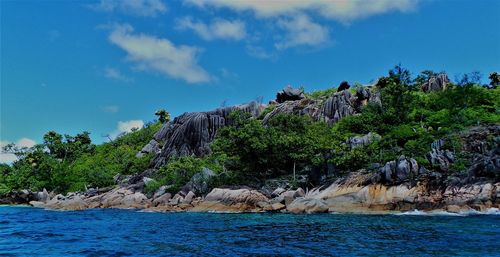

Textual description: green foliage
[258,104,276,119]
[0,121,162,193]
[155,109,171,123]
[305,87,337,99]
[151,156,215,194]
[2,65,499,195]
[212,111,336,179]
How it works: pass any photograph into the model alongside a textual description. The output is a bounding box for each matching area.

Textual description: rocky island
[2,68,499,215]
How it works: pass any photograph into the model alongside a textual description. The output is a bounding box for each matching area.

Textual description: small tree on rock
[155,109,171,123]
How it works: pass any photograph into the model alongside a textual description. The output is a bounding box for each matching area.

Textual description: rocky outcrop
[355,87,381,108]
[136,139,160,157]
[337,81,350,92]
[347,132,381,149]
[287,198,328,214]
[369,156,420,185]
[276,85,305,103]
[0,190,36,204]
[426,139,455,172]
[285,180,498,214]
[263,89,380,125]
[422,73,450,92]
[192,188,268,212]
[151,101,263,168]
[442,183,498,207]
[321,90,356,124]
[144,85,382,170]
[181,167,216,195]
[30,187,151,210]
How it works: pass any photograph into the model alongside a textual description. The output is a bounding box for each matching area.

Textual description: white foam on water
[395,209,428,216]
[396,208,500,216]
[484,208,500,215]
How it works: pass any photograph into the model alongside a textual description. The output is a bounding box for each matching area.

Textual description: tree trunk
[293,161,296,181]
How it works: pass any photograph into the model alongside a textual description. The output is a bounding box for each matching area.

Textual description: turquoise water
[1,206,499,256]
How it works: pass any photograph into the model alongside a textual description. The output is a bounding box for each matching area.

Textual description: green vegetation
[2,66,499,195]
[0,121,162,193]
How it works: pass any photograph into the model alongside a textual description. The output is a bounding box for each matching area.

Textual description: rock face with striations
[263,86,381,126]
[422,73,450,92]
[142,84,383,169]
[150,101,263,168]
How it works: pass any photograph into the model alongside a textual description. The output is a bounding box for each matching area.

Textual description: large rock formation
[139,84,382,170]
[263,88,380,125]
[422,73,450,92]
[150,101,263,168]
[191,188,269,212]
[276,85,305,103]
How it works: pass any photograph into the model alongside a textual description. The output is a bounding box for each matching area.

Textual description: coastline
[4,179,498,216]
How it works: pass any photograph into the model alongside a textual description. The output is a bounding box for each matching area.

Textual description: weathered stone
[153,185,169,199]
[347,132,381,149]
[271,187,286,197]
[136,139,160,157]
[35,189,50,203]
[286,198,328,214]
[181,168,216,195]
[204,188,268,206]
[153,193,172,207]
[170,194,183,205]
[183,191,195,204]
[150,101,262,168]
[271,203,286,211]
[337,81,350,92]
[276,85,305,103]
[378,156,419,185]
[422,73,449,92]
[321,90,355,124]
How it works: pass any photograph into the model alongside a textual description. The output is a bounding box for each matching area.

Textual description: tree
[489,72,499,89]
[155,109,171,123]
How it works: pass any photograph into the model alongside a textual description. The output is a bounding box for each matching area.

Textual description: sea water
[1,206,499,256]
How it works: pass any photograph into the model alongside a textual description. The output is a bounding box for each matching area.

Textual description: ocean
[1,206,499,256]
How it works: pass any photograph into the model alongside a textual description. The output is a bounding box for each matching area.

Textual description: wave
[395,208,500,216]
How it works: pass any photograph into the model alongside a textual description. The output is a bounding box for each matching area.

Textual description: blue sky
[1,0,499,162]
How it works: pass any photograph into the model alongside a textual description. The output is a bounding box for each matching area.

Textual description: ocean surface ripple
[1,206,499,256]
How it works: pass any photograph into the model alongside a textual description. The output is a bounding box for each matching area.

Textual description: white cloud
[102,105,120,113]
[187,0,418,22]
[16,138,36,148]
[110,120,144,139]
[104,67,133,82]
[275,14,329,50]
[176,17,246,41]
[0,138,36,164]
[92,0,167,17]
[109,24,211,84]
[0,153,17,164]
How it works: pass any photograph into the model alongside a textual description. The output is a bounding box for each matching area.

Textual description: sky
[1,0,499,163]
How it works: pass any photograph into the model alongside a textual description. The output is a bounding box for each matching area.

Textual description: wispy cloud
[186,0,418,22]
[102,105,120,113]
[108,24,211,84]
[109,120,144,139]
[104,67,133,82]
[91,0,167,17]
[176,17,247,41]
[275,14,329,50]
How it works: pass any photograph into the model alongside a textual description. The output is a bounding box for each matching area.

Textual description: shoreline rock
[15,180,498,215]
